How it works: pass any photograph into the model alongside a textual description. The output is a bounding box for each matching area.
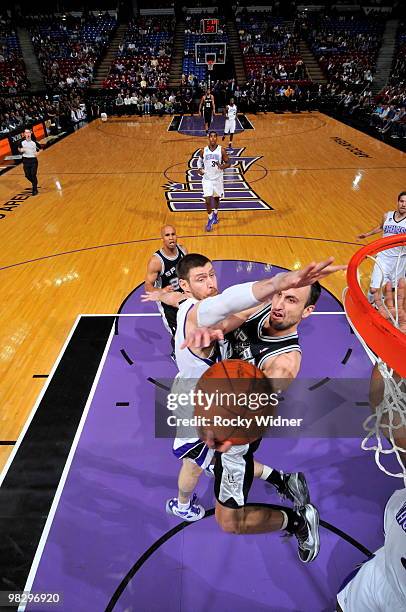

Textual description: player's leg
[214,442,320,562]
[212,196,220,225]
[222,119,230,142]
[211,178,224,225]
[205,112,212,134]
[368,254,391,302]
[254,460,310,508]
[167,440,214,522]
[228,121,235,148]
[202,178,215,231]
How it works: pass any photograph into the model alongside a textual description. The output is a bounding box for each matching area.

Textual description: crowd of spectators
[0,13,29,92]
[300,13,384,91]
[103,16,173,90]
[389,20,405,85]
[237,11,308,83]
[0,90,87,135]
[323,81,406,140]
[27,13,116,90]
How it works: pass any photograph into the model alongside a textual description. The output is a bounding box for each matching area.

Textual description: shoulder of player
[147,253,163,270]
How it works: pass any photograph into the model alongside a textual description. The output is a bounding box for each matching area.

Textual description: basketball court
[1,108,405,610]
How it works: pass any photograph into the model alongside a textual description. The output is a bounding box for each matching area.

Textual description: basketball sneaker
[212,211,219,225]
[294,504,320,563]
[205,216,214,232]
[276,471,310,508]
[166,493,205,522]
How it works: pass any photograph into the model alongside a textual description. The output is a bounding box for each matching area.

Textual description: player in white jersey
[197,131,230,232]
[142,253,345,562]
[337,488,406,611]
[222,97,238,149]
[336,278,406,610]
[358,191,406,301]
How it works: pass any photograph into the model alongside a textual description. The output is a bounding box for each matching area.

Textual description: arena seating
[304,14,384,90]
[103,16,174,90]
[28,13,117,89]
[236,12,308,82]
[0,16,29,92]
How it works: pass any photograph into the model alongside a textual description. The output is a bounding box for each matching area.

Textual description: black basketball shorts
[214,439,261,509]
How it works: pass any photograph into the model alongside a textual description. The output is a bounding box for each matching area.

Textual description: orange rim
[345,234,406,377]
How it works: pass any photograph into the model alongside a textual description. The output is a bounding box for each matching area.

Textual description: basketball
[194,359,277,445]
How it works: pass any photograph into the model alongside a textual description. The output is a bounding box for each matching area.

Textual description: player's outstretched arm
[358,214,385,239]
[188,258,345,331]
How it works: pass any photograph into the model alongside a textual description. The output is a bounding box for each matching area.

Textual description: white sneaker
[166,493,205,522]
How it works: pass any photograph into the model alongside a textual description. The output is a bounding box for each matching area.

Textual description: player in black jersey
[199,88,216,134]
[182,280,323,562]
[144,225,187,358]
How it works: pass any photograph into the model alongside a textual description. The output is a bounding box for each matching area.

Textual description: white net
[343,245,406,482]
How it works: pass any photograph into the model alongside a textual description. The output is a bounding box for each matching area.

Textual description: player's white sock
[213,208,218,215]
[208,212,213,219]
[177,499,191,511]
[260,465,273,480]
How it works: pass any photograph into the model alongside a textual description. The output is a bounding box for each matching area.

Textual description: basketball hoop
[344,234,406,377]
[207,60,214,72]
[343,234,406,480]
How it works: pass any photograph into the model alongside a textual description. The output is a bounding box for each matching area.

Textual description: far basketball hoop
[207,60,214,72]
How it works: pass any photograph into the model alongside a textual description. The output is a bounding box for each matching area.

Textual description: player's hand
[181,326,224,349]
[162,286,174,293]
[274,258,347,292]
[203,430,233,453]
[371,279,406,334]
[140,290,164,302]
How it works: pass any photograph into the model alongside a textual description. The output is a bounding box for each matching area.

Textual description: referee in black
[18,128,41,196]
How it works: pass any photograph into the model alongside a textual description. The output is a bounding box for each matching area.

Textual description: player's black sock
[283,508,304,534]
[264,468,284,490]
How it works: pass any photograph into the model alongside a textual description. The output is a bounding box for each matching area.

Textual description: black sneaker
[294,504,320,563]
[32,189,38,196]
[277,472,310,508]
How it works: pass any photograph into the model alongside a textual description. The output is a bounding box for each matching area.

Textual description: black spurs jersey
[204,95,213,115]
[154,245,186,334]
[229,303,301,370]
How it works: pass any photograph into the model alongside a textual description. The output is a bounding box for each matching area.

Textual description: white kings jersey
[173,298,229,433]
[174,297,228,378]
[226,104,237,120]
[383,488,406,606]
[202,145,223,181]
[382,211,406,256]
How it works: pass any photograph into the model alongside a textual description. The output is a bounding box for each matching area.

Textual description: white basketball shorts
[202,176,224,198]
[224,119,236,134]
